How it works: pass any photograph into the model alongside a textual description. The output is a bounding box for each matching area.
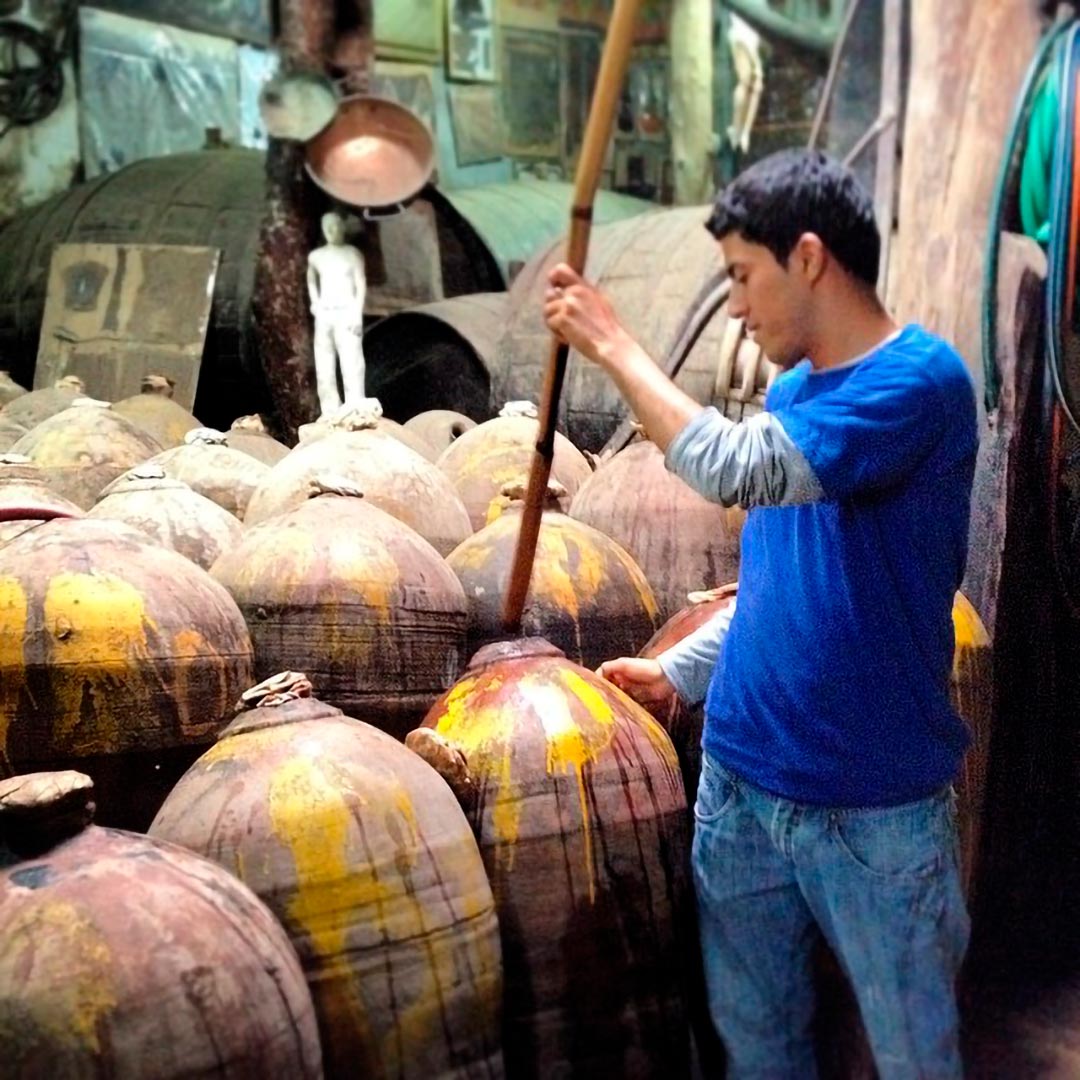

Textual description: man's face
[719,232,813,370]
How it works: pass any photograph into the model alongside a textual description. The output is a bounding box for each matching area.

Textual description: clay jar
[11,398,163,510]
[410,638,691,1079]
[151,672,503,1080]
[0,515,254,830]
[225,414,290,466]
[211,480,468,738]
[112,374,201,449]
[244,412,471,556]
[145,427,270,519]
[436,402,593,531]
[570,439,746,620]
[0,453,83,544]
[447,481,660,671]
[403,409,476,455]
[88,463,243,570]
[0,770,323,1078]
[0,374,85,431]
[297,403,439,461]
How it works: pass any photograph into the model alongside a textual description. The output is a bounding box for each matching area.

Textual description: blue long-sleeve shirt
[656,324,977,807]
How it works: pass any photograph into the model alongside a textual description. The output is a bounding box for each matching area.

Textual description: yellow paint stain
[225,516,401,623]
[266,755,391,1047]
[43,571,157,751]
[0,898,117,1054]
[447,536,494,574]
[952,591,989,656]
[529,678,603,901]
[433,674,523,850]
[0,574,28,754]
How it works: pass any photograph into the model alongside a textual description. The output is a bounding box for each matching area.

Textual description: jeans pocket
[693,756,738,823]
[829,796,947,882]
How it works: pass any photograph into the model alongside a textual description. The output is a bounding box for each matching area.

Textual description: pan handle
[362,203,407,221]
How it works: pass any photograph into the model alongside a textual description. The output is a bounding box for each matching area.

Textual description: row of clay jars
[151,671,504,1080]
[0,770,324,1077]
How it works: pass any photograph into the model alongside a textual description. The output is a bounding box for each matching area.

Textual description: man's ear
[791,232,827,285]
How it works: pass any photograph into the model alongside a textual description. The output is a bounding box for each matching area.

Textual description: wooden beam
[251,0,374,441]
[670,0,715,205]
[887,0,1043,402]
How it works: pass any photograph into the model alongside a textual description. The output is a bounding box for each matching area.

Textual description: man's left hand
[544,263,632,368]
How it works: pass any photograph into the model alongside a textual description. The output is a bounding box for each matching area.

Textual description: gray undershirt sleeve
[656,599,737,705]
[664,406,824,508]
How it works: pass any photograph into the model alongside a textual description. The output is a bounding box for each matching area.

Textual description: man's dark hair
[705,149,880,287]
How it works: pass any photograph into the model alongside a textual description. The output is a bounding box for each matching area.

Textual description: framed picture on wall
[499,29,561,159]
[448,0,497,83]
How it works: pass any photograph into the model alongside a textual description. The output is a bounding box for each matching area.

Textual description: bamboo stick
[500,0,644,634]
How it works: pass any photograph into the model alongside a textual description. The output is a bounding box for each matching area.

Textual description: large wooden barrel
[495,207,776,451]
[0,153,268,429]
[363,294,506,423]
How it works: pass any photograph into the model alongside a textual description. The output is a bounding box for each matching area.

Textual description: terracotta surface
[152,675,502,1079]
[415,638,691,1078]
[211,489,467,738]
[0,517,253,829]
[447,497,660,671]
[0,770,323,1078]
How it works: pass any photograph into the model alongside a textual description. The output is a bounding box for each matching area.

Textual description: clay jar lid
[221,671,344,738]
[99,462,191,496]
[0,770,96,856]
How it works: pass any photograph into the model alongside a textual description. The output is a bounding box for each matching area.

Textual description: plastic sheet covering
[79,7,240,177]
[238,44,279,149]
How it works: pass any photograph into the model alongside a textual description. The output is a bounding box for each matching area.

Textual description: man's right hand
[597,657,677,710]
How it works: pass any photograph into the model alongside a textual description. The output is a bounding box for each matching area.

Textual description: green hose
[983,19,1073,413]
[1019,70,1058,244]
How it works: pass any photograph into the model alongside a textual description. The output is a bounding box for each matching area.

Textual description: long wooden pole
[501,0,643,634]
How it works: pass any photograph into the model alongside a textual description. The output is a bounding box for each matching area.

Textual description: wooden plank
[887,0,1042,399]
[34,243,219,410]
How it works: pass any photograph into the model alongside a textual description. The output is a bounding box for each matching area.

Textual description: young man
[543,149,977,1079]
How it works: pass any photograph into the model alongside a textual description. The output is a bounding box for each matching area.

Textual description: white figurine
[727,14,765,155]
[307,211,367,418]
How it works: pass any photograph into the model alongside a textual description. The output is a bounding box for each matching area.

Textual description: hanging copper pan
[304,94,436,218]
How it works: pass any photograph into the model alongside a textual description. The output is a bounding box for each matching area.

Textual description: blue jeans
[692,754,970,1079]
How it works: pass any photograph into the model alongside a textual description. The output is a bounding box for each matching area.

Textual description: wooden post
[670,0,715,205]
[886,0,1043,401]
[252,0,374,441]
